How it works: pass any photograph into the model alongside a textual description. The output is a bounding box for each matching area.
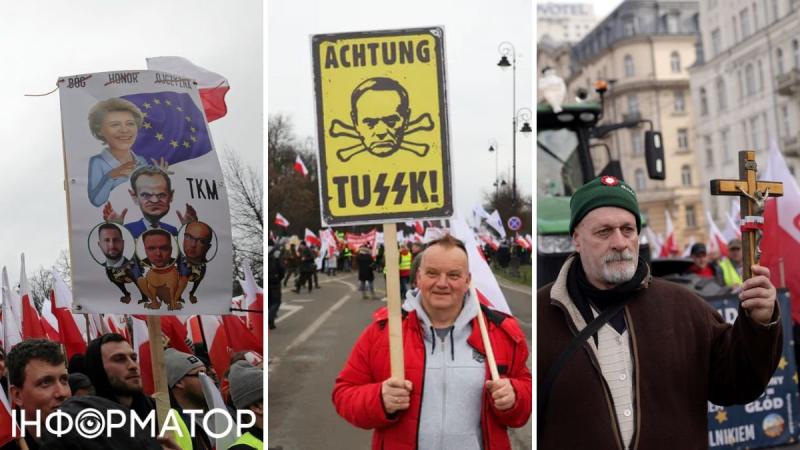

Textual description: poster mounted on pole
[312,27,452,226]
[58,70,232,315]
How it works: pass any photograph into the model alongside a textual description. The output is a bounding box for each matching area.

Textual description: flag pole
[146,316,171,440]
[383,223,404,379]
[470,285,499,381]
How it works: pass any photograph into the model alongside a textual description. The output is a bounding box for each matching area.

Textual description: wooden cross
[710,150,783,280]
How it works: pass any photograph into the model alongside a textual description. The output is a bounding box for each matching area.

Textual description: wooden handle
[383,223,404,380]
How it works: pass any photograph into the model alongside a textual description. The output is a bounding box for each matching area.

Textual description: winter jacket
[333,295,531,450]
[538,257,782,450]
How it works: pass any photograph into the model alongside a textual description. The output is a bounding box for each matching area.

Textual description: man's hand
[486,378,516,411]
[740,264,777,325]
[103,201,127,224]
[176,203,198,225]
[381,377,412,415]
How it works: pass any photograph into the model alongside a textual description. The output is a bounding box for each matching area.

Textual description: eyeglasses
[138,192,169,201]
[185,234,211,245]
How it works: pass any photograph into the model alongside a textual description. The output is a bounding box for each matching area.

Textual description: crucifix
[710,150,783,280]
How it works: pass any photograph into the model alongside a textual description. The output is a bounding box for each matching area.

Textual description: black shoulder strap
[538,296,636,435]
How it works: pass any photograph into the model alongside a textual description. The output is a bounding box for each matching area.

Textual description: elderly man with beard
[537,176,783,450]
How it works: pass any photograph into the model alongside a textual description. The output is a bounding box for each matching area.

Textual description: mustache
[603,249,635,263]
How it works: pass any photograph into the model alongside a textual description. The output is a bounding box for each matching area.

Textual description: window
[700,88,709,115]
[752,3,759,29]
[686,205,697,228]
[635,169,646,191]
[623,16,636,36]
[678,128,689,151]
[740,9,750,37]
[624,54,635,77]
[737,70,744,101]
[632,133,643,156]
[745,63,756,96]
[666,13,679,33]
[794,40,800,69]
[671,51,681,73]
[716,77,727,111]
[758,60,764,90]
[773,0,780,21]
[627,94,639,114]
[711,29,721,57]
[721,128,732,163]
[750,116,759,151]
[681,165,693,186]
[733,16,739,43]
[777,48,785,74]
[674,90,685,112]
[742,120,749,147]
[704,136,714,167]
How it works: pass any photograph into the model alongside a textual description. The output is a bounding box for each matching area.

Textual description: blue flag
[121,91,212,165]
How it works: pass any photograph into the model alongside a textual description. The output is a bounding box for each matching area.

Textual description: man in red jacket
[333,235,531,450]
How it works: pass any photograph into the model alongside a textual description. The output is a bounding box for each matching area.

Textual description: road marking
[283,293,351,355]
[293,299,315,303]
[275,304,303,323]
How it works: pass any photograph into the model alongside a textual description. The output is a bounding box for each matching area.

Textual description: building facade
[566,0,706,249]
[689,0,800,226]
[537,3,598,44]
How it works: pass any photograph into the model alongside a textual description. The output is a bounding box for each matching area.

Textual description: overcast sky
[0,0,262,280]
[269,0,533,224]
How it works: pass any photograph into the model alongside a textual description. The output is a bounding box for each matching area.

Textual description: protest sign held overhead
[312,27,452,225]
[58,70,232,315]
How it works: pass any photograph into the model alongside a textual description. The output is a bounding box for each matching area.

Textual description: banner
[312,27,452,225]
[345,230,377,253]
[58,70,232,315]
[706,290,799,448]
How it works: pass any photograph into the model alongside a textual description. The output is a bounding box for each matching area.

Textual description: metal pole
[512,51,517,208]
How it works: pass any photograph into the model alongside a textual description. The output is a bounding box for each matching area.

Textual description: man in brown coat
[538,176,782,450]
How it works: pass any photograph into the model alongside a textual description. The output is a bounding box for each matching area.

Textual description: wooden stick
[471,285,499,381]
[146,316,171,440]
[17,438,28,450]
[383,223,404,379]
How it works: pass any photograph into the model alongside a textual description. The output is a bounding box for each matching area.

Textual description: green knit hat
[569,175,641,234]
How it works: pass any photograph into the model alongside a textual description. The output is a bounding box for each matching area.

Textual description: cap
[690,243,707,255]
[164,348,205,388]
[569,176,641,234]
[728,238,742,249]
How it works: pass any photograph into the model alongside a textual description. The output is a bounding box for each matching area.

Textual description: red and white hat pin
[600,175,620,186]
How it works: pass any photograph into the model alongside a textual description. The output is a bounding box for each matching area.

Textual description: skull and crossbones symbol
[330,77,434,162]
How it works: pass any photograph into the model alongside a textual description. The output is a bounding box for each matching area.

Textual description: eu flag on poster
[121,91,212,165]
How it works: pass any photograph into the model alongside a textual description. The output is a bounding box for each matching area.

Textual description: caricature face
[183,222,212,263]
[98,226,124,261]
[143,233,173,268]
[99,111,138,152]
[131,174,172,222]
[353,90,407,156]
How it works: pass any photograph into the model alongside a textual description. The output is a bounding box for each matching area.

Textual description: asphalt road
[267,271,533,449]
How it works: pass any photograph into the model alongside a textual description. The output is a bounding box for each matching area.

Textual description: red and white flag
[221,315,263,355]
[643,226,663,259]
[659,210,679,257]
[146,56,230,122]
[40,290,60,342]
[304,229,321,247]
[759,139,800,323]
[479,232,500,251]
[294,155,309,176]
[239,259,264,344]
[706,212,729,258]
[52,272,87,361]
[199,316,231,378]
[161,316,193,354]
[274,212,290,228]
[131,316,154,396]
[0,386,19,447]
[18,254,47,340]
[450,218,511,314]
[682,236,697,258]
[2,285,21,353]
[515,233,532,250]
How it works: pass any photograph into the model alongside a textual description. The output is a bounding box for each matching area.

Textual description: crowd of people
[1,335,264,450]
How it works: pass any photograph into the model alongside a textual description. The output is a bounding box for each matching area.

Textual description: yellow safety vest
[718,257,743,287]
[171,409,193,450]
[399,252,412,271]
[227,431,264,449]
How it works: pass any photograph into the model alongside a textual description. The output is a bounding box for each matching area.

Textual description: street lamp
[497,41,531,207]
[488,139,499,196]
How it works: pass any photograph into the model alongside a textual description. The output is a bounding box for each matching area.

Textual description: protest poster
[312,27,452,226]
[58,70,232,315]
[706,290,800,448]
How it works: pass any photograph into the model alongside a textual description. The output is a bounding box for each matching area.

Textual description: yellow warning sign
[312,27,452,225]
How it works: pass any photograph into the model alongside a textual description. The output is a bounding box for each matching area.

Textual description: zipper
[440,329,447,450]
[414,324,426,450]
[551,300,625,450]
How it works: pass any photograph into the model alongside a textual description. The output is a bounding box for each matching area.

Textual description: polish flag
[515,233,532,250]
[146,56,230,122]
[682,236,697,258]
[450,218,511,314]
[199,316,232,378]
[187,316,203,346]
[294,155,309,176]
[2,286,21,353]
[40,293,60,342]
[0,386,19,447]
[722,205,742,241]
[659,210,679,257]
[131,316,154,395]
[759,139,800,323]
[51,273,87,360]
[274,212,290,228]
[304,229,321,247]
[18,255,47,340]
[414,221,425,235]
[239,260,264,344]
[161,316,193,354]
[221,315,263,355]
[643,226,663,259]
[706,212,729,258]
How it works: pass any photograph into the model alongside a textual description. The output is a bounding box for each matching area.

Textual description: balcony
[777,68,800,96]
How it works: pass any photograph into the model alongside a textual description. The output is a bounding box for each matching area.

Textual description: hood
[85,336,153,415]
[403,288,478,341]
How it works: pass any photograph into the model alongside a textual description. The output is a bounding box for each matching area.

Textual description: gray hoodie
[403,291,485,450]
